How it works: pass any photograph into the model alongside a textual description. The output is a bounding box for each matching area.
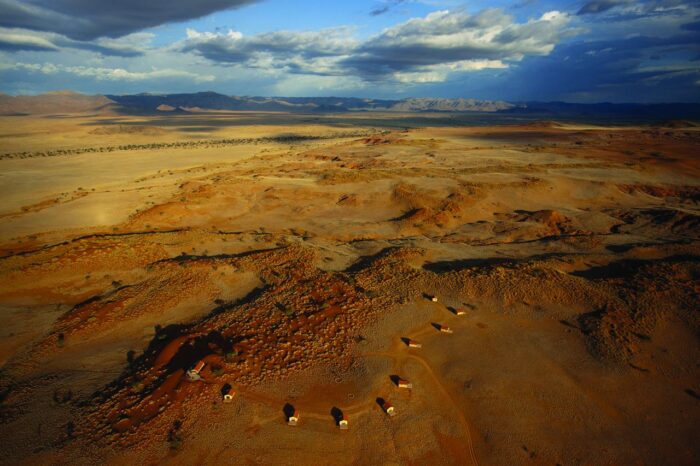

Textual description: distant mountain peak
[0,91,114,115]
[391,97,515,112]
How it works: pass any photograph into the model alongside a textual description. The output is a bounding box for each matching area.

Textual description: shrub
[129,379,145,392]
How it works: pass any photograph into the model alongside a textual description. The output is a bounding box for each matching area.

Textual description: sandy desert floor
[0,112,698,465]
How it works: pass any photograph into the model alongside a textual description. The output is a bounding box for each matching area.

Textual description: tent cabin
[382,401,396,416]
[397,378,413,389]
[222,385,235,402]
[437,324,453,334]
[191,360,206,373]
[186,360,206,381]
[288,410,300,426]
[339,414,349,430]
[407,339,422,348]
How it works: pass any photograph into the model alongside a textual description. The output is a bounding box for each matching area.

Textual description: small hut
[437,324,453,334]
[407,339,422,348]
[455,308,467,316]
[288,410,300,426]
[339,414,349,430]
[187,360,206,381]
[382,401,396,417]
[397,378,413,389]
[222,385,235,402]
[429,295,438,302]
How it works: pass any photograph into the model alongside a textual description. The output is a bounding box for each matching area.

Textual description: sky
[0,0,699,102]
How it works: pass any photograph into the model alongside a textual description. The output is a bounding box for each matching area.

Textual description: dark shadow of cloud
[0,0,260,40]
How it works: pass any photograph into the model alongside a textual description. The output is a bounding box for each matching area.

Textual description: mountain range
[1,91,699,120]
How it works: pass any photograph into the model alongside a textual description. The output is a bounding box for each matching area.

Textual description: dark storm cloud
[682,20,700,31]
[0,0,259,40]
[499,30,700,102]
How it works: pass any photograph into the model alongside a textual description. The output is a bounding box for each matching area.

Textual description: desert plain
[0,110,698,465]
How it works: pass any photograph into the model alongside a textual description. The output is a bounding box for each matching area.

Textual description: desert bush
[276,302,294,317]
[167,421,183,451]
[65,421,75,439]
[129,378,145,392]
[53,388,73,404]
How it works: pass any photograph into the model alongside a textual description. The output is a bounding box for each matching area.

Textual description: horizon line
[2,89,700,106]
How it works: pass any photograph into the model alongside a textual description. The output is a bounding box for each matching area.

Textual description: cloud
[0,29,58,51]
[0,27,152,56]
[57,33,154,57]
[493,28,700,102]
[183,27,357,62]
[532,0,700,101]
[1,1,697,101]
[0,61,215,82]
[577,0,691,18]
[393,59,508,83]
[371,6,391,16]
[181,8,578,84]
[343,9,580,81]
[370,0,406,17]
[181,27,358,76]
[0,0,259,40]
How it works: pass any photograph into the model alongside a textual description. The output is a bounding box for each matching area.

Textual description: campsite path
[235,311,478,466]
